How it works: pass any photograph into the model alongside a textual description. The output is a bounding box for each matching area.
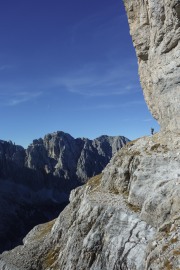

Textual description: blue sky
[0,0,159,147]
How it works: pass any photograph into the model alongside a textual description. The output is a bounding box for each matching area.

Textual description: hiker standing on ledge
[151,128,154,135]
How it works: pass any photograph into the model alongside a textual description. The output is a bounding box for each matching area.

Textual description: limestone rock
[123,0,180,132]
[0,133,128,253]
[0,132,179,269]
[101,132,180,228]
[0,0,179,269]
[0,140,25,178]
[26,132,129,183]
[0,176,155,270]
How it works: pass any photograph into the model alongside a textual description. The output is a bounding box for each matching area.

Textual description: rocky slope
[0,0,179,269]
[0,133,128,253]
[0,132,179,270]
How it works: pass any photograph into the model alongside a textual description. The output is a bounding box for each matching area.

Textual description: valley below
[0,0,179,269]
[0,132,129,253]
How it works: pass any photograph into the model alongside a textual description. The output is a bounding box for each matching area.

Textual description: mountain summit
[0,132,129,253]
[26,131,129,184]
[0,1,179,269]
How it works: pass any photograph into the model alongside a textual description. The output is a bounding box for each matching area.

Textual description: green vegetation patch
[159,223,171,234]
[126,139,139,147]
[150,143,169,153]
[173,249,180,256]
[127,202,141,213]
[109,187,120,195]
[86,173,102,191]
[35,219,55,241]
[162,244,169,252]
[164,259,173,270]
[43,247,60,269]
[151,143,161,151]
[170,236,178,244]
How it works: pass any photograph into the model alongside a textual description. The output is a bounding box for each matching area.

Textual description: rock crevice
[0,0,179,269]
[124,0,180,132]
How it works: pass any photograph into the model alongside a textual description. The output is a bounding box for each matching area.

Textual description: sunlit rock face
[123,0,180,132]
[26,131,129,184]
[0,133,180,270]
[0,133,129,254]
[0,1,180,270]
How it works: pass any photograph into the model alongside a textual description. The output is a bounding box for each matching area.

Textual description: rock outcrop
[26,131,129,184]
[0,132,179,270]
[123,0,180,132]
[0,0,179,269]
[0,133,128,253]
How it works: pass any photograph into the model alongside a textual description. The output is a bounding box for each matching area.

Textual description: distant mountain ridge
[26,131,129,183]
[0,131,129,253]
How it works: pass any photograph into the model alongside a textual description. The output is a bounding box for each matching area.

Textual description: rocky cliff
[1,132,179,270]
[0,133,128,253]
[0,0,179,269]
[123,0,180,132]
[26,131,129,184]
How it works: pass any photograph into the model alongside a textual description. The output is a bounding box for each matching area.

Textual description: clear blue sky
[0,0,159,147]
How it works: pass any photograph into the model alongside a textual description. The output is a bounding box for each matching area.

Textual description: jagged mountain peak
[0,131,129,253]
[26,131,129,182]
[1,0,179,269]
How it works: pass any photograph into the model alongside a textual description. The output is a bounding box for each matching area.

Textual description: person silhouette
[151,128,154,135]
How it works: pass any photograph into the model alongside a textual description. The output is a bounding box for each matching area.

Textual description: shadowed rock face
[1,133,180,270]
[26,131,129,184]
[0,132,129,253]
[123,0,180,132]
[0,1,179,269]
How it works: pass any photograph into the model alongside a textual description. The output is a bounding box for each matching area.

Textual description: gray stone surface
[1,132,180,270]
[0,180,155,270]
[26,131,129,183]
[0,0,179,269]
[0,133,128,253]
[123,0,180,132]
[1,132,180,269]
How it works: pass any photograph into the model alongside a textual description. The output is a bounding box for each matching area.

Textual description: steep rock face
[0,179,155,270]
[0,133,179,270]
[26,131,129,183]
[0,140,25,178]
[0,133,128,253]
[0,139,69,253]
[123,0,180,132]
[0,1,179,269]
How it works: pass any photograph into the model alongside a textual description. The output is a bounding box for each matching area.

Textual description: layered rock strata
[0,133,128,253]
[26,131,129,184]
[0,0,179,269]
[0,132,179,270]
[123,0,180,132]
